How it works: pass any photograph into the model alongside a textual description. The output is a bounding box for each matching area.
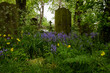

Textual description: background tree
[16,0,26,26]
[99,0,110,42]
[39,0,44,27]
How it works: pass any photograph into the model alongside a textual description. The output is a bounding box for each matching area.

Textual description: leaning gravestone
[55,7,71,34]
[0,2,19,35]
[31,17,38,26]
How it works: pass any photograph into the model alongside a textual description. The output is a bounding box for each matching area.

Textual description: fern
[63,55,92,64]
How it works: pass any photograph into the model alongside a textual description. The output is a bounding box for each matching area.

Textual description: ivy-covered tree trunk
[100,0,110,43]
[74,0,83,34]
[16,0,26,10]
[16,0,26,26]
[104,0,110,21]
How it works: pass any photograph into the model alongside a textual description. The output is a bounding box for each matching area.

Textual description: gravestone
[0,2,19,34]
[55,7,71,34]
[31,17,38,26]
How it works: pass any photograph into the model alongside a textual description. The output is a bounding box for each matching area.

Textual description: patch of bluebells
[41,31,98,53]
[41,32,70,43]
[41,32,56,42]
[58,32,68,42]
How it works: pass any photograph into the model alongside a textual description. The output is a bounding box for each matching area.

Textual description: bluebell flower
[41,32,56,42]
[28,32,30,35]
[41,33,48,39]
[90,32,98,38]
[74,33,78,38]
[0,50,3,56]
[57,32,64,42]
[3,48,7,52]
[7,37,10,40]
[63,34,68,41]
[51,44,57,52]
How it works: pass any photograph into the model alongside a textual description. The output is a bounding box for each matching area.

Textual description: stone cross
[49,21,52,31]
[49,21,52,27]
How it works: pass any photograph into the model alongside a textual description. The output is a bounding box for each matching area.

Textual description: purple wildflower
[3,48,7,52]
[74,33,78,38]
[28,32,30,35]
[51,44,57,52]
[57,32,63,39]
[41,33,48,39]
[7,37,10,40]
[0,50,3,56]
[47,32,56,42]
[63,34,68,41]
[90,32,98,38]
[41,32,56,42]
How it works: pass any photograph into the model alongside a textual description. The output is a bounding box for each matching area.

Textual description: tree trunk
[100,0,110,43]
[74,1,83,34]
[59,0,62,8]
[16,0,26,10]
[39,1,44,27]
[16,0,26,26]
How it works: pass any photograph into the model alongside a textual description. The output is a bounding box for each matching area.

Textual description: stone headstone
[0,2,19,34]
[31,17,38,26]
[55,8,71,34]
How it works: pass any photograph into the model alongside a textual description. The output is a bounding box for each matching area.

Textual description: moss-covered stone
[0,2,19,35]
[55,8,71,34]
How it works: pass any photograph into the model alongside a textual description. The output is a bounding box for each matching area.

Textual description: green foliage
[45,42,109,73]
[0,0,110,73]
[0,31,110,73]
[42,17,50,26]
[19,25,38,35]
[0,0,16,4]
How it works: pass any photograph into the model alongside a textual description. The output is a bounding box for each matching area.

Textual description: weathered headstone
[31,17,38,25]
[55,7,71,34]
[0,2,19,34]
